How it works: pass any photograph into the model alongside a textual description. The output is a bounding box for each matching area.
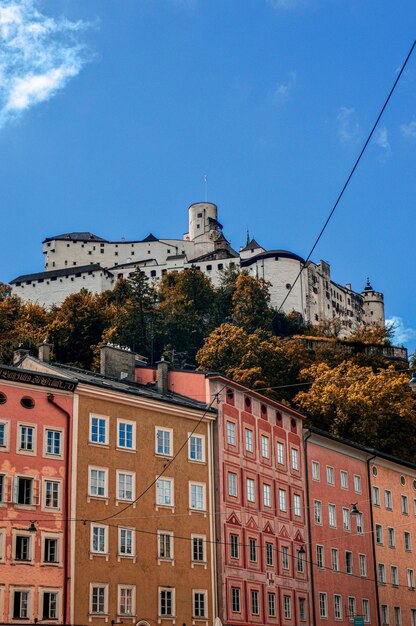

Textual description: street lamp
[298,545,306,554]
[350,503,361,516]
[28,521,37,533]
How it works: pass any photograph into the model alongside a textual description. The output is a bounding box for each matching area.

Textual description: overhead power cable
[277,38,416,315]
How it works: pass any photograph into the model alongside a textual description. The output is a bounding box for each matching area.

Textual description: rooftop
[11,264,113,284]
[43,232,108,243]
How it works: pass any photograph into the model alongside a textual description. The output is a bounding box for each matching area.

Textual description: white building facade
[10,202,385,334]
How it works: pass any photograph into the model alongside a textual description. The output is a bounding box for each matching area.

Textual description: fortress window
[75,273,81,278]
[88,251,92,255]
[0,392,7,404]
[81,244,84,248]
[218,264,223,270]
[206,265,212,271]
[100,249,104,254]
[51,277,57,281]
[131,252,135,256]
[148,250,151,254]
[100,243,105,247]
[21,396,35,409]
[26,281,31,285]
[66,243,70,247]
[197,213,202,218]
[151,270,156,277]
[197,224,200,229]
[115,252,119,256]
[167,249,171,253]
[286,283,291,289]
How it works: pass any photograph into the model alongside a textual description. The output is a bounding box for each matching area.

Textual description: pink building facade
[136,367,311,626]
[305,429,377,626]
[0,365,76,624]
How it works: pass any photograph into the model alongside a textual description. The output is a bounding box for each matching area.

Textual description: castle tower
[361,278,385,326]
[188,202,221,242]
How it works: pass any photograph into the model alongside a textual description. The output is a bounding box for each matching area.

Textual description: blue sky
[1,0,415,353]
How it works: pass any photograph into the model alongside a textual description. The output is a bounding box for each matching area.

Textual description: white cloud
[336,107,361,145]
[401,120,416,138]
[385,316,416,346]
[270,71,297,105]
[266,0,303,8]
[0,0,91,129]
[373,126,391,162]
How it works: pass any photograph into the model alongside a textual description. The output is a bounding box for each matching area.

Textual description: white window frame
[188,433,205,462]
[158,530,174,561]
[118,527,135,558]
[404,531,412,551]
[89,414,109,446]
[402,494,409,515]
[118,584,136,617]
[117,419,136,451]
[279,488,287,512]
[348,597,356,621]
[326,466,335,485]
[343,507,351,531]
[277,441,285,465]
[376,524,383,544]
[362,599,370,623]
[388,527,395,548]
[189,482,206,511]
[385,489,393,510]
[228,472,237,498]
[0,419,9,452]
[247,478,255,503]
[319,592,328,619]
[284,595,291,620]
[44,427,63,457]
[294,493,301,517]
[226,421,236,446]
[353,474,362,494]
[264,483,272,508]
[155,427,173,457]
[328,503,337,527]
[340,470,348,489]
[373,485,380,505]
[116,470,135,502]
[13,530,34,564]
[381,604,389,625]
[245,428,253,453]
[346,550,353,574]
[90,524,108,555]
[331,548,339,572]
[89,583,108,615]
[391,565,399,586]
[10,587,32,620]
[408,568,415,589]
[359,553,367,577]
[40,588,60,620]
[316,544,324,569]
[314,500,322,524]
[334,594,343,620]
[261,435,270,459]
[192,590,208,619]
[291,448,299,471]
[17,423,36,455]
[156,477,174,508]
[159,587,175,618]
[312,460,320,481]
[191,534,206,563]
[88,466,108,499]
[42,478,62,511]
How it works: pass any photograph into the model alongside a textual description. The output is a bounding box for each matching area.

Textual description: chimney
[346,283,351,291]
[157,357,170,395]
[13,348,30,365]
[38,342,52,363]
[100,344,136,382]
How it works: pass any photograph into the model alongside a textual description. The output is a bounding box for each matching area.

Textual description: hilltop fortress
[10,202,384,335]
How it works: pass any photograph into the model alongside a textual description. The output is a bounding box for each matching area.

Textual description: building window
[277,442,285,465]
[353,474,362,493]
[343,507,350,531]
[156,428,172,456]
[328,503,336,527]
[373,486,380,505]
[356,512,363,534]
[13,590,30,619]
[261,435,269,458]
[394,607,401,626]
[362,599,370,623]
[15,535,31,561]
[268,593,276,617]
[90,585,107,614]
[340,470,348,489]
[39,534,57,565]
[245,429,253,452]
[230,534,239,559]
[247,478,255,502]
[119,586,134,616]
[266,542,273,566]
[299,598,306,621]
[284,595,291,619]
[250,590,259,616]
[44,480,60,509]
[117,472,135,501]
[249,538,258,563]
[43,592,58,620]
[378,563,386,583]
[193,591,207,618]
[312,461,320,481]
[189,434,204,461]
[190,482,205,510]
[19,425,34,451]
[346,551,353,574]
[359,554,367,577]
[88,467,107,498]
[388,527,395,548]
[226,422,236,446]
[334,594,342,620]
[381,605,389,625]
[0,422,7,448]
[408,569,415,589]
[385,489,393,510]
[45,429,62,455]
[118,421,134,449]
[156,531,173,560]
[376,524,383,544]
[159,589,174,617]
[402,495,409,515]
[291,448,299,470]
[326,466,335,485]
[297,550,304,573]
[119,528,134,556]
[279,489,287,512]
[405,531,412,551]
[192,536,205,562]
[319,593,327,619]
[90,416,108,445]
[391,565,399,586]
[228,472,237,497]
[412,610,416,626]
[231,587,241,613]
[282,545,289,569]
[314,500,322,524]
[264,484,271,507]
[331,548,339,572]
[15,476,34,505]
[348,597,356,621]
[294,493,301,517]
[91,524,107,554]
[156,478,173,507]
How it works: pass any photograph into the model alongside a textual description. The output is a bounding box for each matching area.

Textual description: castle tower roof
[241,238,263,252]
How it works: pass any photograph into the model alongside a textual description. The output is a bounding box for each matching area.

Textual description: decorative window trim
[43,427,64,459]
[155,426,173,458]
[116,470,136,503]
[42,478,62,512]
[188,433,206,463]
[87,466,109,501]
[117,419,136,452]
[117,584,136,618]
[16,422,37,456]
[88,414,109,447]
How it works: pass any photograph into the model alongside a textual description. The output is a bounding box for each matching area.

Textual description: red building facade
[306,429,377,626]
[0,365,76,624]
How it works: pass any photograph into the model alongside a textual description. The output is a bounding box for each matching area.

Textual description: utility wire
[276,38,416,315]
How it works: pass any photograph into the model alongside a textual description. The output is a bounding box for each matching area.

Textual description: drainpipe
[48,394,71,626]
[366,452,381,626]
[303,430,316,626]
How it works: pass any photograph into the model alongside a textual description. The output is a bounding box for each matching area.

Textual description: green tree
[232,273,272,332]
